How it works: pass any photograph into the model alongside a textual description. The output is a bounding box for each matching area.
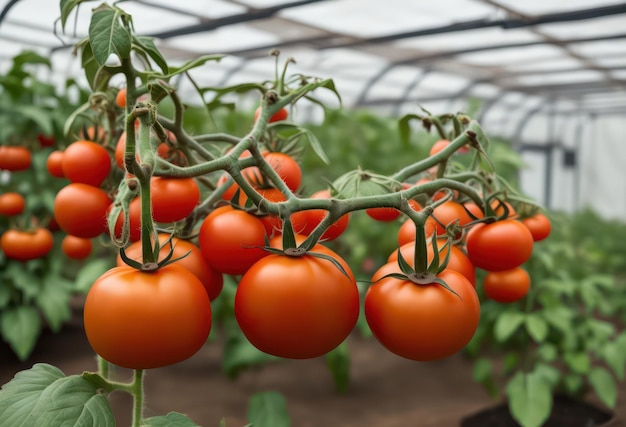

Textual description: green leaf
[0,285,10,309]
[563,373,584,395]
[494,312,525,342]
[35,279,71,333]
[603,342,625,380]
[0,306,42,361]
[222,319,275,379]
[564,352,591,375]
[74,259,114,293]
[542,307,572,333]
[473,358,497,397]
[10,51,51,71]
[133,36,168,75]
[60,0,94,31]
[325,341,350,393]
[398,114,421,147]
[525,314,548,343]
[144,412,201,426]
[0,364,114,426]
[164,55,224,79]
[4,262,41,299]
[247,391,291,427]
[299,128,329,165]
[88,6,132,65]
[534,363,561,387]
[14,105,54,135]
[588,367,617,408]
[536,343,558,362]
[506,371,552,427]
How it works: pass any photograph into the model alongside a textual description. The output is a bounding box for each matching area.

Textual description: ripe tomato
[198,206,269,275]
[109,197,142,242]
[290,189,350,241]
[365,267,480,361]
[62,140,111,186]
[116,88,126,109]
[254,106,288,123]
[1,228,53,261]
[431,201,473,235]
[466,219,534,271]
[0,192,26,216]
[483,267,530,303]
[118,234,224,301]
[37,134,56,147]
[150,177,200,223]
[235,248,359,359]
[397,216,437,247]
[256,187,287,238]
[61,235,93,260]
[54,183,111,238]
[388,239,476,287]
[366,199,421,223]
[84,264,212,369]
[259,152,302,191]
[0,146,32,171]
[429,139,469,156]
[46,150,65,178]
[491,199,517,218]
[522,213,551,242]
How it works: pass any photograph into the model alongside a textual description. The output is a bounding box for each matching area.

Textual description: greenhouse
[0,1,625,426]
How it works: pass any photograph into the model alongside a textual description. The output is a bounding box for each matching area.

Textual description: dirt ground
[1,312,625,427]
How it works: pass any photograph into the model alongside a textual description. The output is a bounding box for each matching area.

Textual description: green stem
[97,356,110,381]
[131,369,145,427]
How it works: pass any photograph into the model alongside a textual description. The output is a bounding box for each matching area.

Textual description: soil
[1,312,625,427]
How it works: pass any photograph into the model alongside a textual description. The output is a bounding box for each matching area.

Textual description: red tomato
[258,152,302,191]
[466,219,534,271]
[397,216,437,247]
[118,234,223,301]
[61,235,93,260]
[522,213,551,242]
[366,199,421,223]
[235,248,359,359]
[198,206,269,275]
[116,88,127,109]
[365,267,480,361]
[37,134,56,147]
[62,140,111,187]
[1,228,54,261]
[429,139,469,156]
[388,239,476,287]
[256,187,287,238]
[0,192,26,216]
[290,190,350,241]
[84,264,212,369]
[483,267,530,303]
[54,183,111,238]
[0,146,32,171]
[431,201,473,235]
[254,106,288,123]
[109,197,142,242]
[46,150,65,178]
[150,177,200,223]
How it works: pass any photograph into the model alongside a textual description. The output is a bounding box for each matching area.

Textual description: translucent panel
[507,57,587,72]
[0,22,59,48]
[164,24,280,53]
[593,56,626,67]
[455,45,565,66]
[512,70,606,86]
[110,3,199,35]
[142,0,246,18]
[468,83,500,98]
[396,27,541,51]
[537,15,626,39]
[494,0,623,15]
[570,40,626,56]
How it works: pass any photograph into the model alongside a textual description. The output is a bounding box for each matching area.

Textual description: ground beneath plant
[1,312,625,427]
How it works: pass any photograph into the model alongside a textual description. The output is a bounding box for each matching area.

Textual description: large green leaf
[88,6,132,66]
[0,364,114,426]
[35,279,72,333]
[247,391,291,427]
[133,36,168,75]
[0,306,42,361]
[525,314,548,343]
[494,312,525,342]
[74,259,115,293]
[144,412,201,426]
[588,367,617,408]
[506,371,552,427]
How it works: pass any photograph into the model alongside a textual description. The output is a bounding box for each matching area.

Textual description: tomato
[235,248,358,359]
[62,140,111,187]
[431,201,473,235]
[150,177,200,223]
[61,235,93,260]
[0,192,26,216]
[109,197,142,242]
[483,267,530,303]
[0,146,32,171]
[84,264,212,369]
[366,199,421,223]
[118,234,223,301]
[46,150,65,178]
[54,183,111,238]
[466,219,533,271]
[365,266,480,361]
[388,239,476,287]
[256,187,287,238]
[397,216,437,247]
[290,189,350,241]
[37,134,56,147]
[522,213,551,242]
[429,139,469,156]
[258,152,302,191]
[254,106,288,123]
[116,88,126,109]
[115,132,178,170]
[114,132,128,169]
[491,199,517,218]
[198,206,269,275]
[1,228,54,261]
[463,202,484,219]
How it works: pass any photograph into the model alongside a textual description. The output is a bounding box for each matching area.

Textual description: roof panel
[164,24,280,53]
[141,0,247,18]
[510,70,607,86]
[395,27,541,51]
[570,39,626,56]
[493,0,624,16]
[455,45,566,66]
[536,14,626,39]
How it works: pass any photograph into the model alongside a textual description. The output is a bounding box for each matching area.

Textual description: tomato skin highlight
[118,234,224,301]
[466,219,534,271]
[1,228,54,261]
[365,268,480,361]
[54,183,111,238]
[62,140,111,187]
[235,249,359,359]
[198,206,269,275]
[84,264,212,369]
[483,267,530,303]
[0,146,32,171]
[0,192,26,216]
[522,213,551,242]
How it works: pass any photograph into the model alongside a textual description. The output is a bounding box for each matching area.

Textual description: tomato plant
[290,189,350,241]
[255,106,288,123]
[466,219,534,271]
